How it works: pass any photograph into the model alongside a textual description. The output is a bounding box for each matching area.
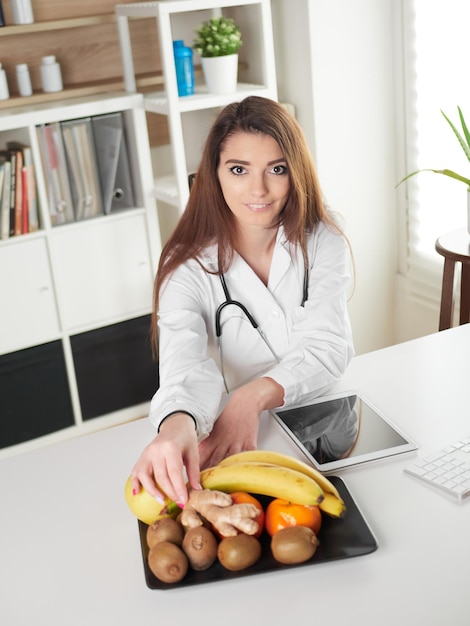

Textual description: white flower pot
[201,54,238,95]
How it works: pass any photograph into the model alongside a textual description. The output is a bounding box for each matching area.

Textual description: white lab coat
[149,221,354,440]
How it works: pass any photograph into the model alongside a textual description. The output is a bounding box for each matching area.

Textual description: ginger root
[180,489,260,537]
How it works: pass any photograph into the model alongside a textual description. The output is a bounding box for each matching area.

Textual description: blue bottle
[173,40,195,97]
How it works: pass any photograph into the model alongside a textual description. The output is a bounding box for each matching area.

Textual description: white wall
[272,0,400,355]
[155,0,442,353]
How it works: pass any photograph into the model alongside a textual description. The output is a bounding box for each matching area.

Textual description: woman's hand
[131,413,201,507]
[198,377,284,469]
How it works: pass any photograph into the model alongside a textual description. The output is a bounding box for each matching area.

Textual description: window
[399,0,470,290]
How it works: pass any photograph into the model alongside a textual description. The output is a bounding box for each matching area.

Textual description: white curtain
[400,0,470,287]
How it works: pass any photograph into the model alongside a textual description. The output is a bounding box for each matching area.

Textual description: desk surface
[1,325,469,626]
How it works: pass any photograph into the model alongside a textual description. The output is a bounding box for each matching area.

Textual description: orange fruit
[264,498,322,536]
[229,492,265,538]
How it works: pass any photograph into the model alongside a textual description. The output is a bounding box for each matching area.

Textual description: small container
[10,0,34,25]
[40,55,63,93]
[16,63,32,97]
[173,40,194,97]
[0,63,9,100]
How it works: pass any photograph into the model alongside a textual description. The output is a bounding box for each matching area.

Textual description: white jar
[16,63,32,97]
[40,56,63,93]
[10,0,34,25]
[0,63,10,100]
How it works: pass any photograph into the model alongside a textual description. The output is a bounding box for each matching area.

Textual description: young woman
[132,96,354,507]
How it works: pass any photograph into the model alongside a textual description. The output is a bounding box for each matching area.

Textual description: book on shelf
[0,159,10,239]
[91,112,135,214]
[61,117,103,220]
[6,142,40,235]
[37,123,75,226]
[8,151,16,237]
[0,164,4,238]
[13,148,23,236]
[0,157,11,240]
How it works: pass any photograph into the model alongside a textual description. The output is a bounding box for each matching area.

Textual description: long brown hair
[150,95,335,356]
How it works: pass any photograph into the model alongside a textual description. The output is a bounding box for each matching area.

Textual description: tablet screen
[272,392,417,471]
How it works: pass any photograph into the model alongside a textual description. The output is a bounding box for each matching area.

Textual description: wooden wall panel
[2,0,137,22]
[0,0,169,146]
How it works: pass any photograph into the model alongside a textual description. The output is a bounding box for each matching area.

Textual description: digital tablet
[271,391,417,472]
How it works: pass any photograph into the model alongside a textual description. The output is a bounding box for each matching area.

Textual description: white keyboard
[404,436,470,502]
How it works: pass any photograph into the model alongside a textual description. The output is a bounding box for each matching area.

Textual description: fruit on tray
[182,526,219,571]
[264,498,322,536]
[200,460,324,506]
[146,517,184,550]
[271,526,320,565]
[216,449,347,517]
[217,533,262,571]
[148,540,189,584]
[124,475,180,525]
[128,450,351,584]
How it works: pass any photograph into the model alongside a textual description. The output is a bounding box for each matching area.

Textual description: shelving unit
[115,0,278,214]
[0,91,162,458]
[0,13,161,110]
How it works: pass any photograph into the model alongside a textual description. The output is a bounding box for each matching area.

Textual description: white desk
[1,325,469,626]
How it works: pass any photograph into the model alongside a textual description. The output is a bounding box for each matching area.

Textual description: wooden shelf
[0,73,167,111]
[0,14,118,36]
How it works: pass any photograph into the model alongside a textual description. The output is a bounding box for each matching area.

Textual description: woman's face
[217,130,290,231]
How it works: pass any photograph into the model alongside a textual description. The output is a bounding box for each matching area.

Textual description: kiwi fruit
[146,517,184,550]
[217,533,262,571]
[148,541,189,583]
[271,526,319,564]
[182,526,218,571]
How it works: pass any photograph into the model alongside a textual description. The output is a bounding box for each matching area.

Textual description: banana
[319,492,346,518]
[200,461,324,506]
[218,450,346,517]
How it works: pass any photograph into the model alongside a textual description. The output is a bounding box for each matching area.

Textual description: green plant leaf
[397,107,470,190]
[396,167,470,188]
[458,106,470,150]
[441,109,470,164]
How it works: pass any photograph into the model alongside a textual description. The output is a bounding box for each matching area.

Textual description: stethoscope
[215,265,309,393]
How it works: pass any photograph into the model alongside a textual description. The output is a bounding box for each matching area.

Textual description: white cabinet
[50,213,154,330]
[0,238,60,354]
[116,0,278,215]
[0,92,162,456]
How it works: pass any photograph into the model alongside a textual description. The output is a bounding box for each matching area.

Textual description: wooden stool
[435,228,470,330]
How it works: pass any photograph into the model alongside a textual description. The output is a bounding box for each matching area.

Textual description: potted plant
[399,107,470,234]
[193,16,243,94]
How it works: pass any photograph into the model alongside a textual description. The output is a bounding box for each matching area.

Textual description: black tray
[138,476,378,590]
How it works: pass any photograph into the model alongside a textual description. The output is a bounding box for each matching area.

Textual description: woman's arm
[198,376,284,468]
[131,412,201,507]
[149,263,226,439]
[266,224,354,407]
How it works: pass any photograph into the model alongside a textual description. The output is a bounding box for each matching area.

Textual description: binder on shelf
[61,117,103,220]
[91,112,135,215]
[37,123,74,226]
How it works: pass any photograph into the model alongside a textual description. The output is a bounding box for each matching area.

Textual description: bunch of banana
[200,460,324,506]
[200,450,346,518]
